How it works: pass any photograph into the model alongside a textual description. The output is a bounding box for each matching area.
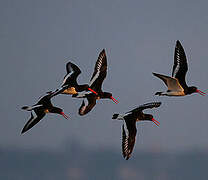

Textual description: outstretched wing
[172,40,188,89]
[89,49,107,92]
[122,118,137,160]
[62,62,81,86]
[21,110,45,134]
[129,102,161,113]
[78,97,97,116]
[152,73,184,92]
[37,93,53,107]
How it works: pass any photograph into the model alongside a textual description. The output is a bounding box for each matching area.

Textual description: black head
[143,114,153,120]
[102,92,119,104]
[143,114,160,126]
[50,107,62,114]
[102,92,112,98]
[50,107,69,119]
[187,86,206,96]
[187,86,197,95]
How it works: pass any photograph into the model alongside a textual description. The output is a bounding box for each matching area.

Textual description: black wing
[62,62,82,87]
[172,40,188,88]
[21,110,45,134]
[129,102,161,113]
[37,93,53,107]
[78,97,97,116]
[89,49,107,92]
[122,118,137,160]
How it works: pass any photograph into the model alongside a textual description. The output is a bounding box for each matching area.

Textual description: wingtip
[123,153,131,160]
[176,40,182,47]
[125,156,130,160]
[21,128,26,134]
[100,49,106,55]
[152,72,159,76]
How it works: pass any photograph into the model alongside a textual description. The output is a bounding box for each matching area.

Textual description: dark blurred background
[1,143,208,180]
[1,0,208,179]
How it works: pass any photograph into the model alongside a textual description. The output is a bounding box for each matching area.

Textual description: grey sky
[1,0,208,152]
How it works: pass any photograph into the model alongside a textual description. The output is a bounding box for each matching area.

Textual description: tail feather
[112,114,124,120]
[112,114,119,119]
[21,106,32,111]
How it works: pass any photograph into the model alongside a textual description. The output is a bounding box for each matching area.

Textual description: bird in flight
[53,62,97,96]
[73,49,119,116]
[153,40,205,96]
[21,91,69,134]
[112,102,161,160]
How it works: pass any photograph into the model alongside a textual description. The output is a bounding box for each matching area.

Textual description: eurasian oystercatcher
[112,102,161,160]
[73,49,119,116]
[21,91,69,134]
[153,40,205,96]
[53,62,97,96]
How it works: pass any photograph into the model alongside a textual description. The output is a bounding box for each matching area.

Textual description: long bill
[88,88,98,95]
[152,118,160,127]
[61,112,70,119]
[111,96,119,104]
[196,90,206,96]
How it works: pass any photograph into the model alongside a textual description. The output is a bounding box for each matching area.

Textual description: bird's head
[51,107,69,119]
[188,86,206,96]
[144,114,160,126]
[102,92,119,104]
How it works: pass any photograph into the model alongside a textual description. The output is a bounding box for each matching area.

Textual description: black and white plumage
[73,49,118,116]
[153,40,205,96]
[112,102,161,160]
[21,92,69,134]
[53,62,97,96]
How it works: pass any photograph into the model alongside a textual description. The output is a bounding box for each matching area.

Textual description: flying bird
[53,62,97,96]
[21,91,69,134]
[112,102,161,160]
[73,49,119,116]
[153,40,205,96]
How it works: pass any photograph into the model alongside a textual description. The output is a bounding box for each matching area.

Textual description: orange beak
[111,96,119,104]
[88,88,98,95]
[196,90,206,96]
[152,118,160,126]
[61,112,70,119]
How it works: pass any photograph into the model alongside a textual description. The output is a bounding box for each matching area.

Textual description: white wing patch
[74,91,91,98]
[173,50,181,77]
[123,121,129,137]
[122,124,130,157]
[89,53,105,86]
[61,71,74,86]
[31,105,43,110]
[25,110,38,130]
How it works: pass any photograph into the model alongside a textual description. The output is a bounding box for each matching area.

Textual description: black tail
[21,106,29,110]
[112,114,119,119]
[155,92,162,96]
[21,106,32,111]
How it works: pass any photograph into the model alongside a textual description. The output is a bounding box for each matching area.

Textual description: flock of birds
[22,40,206,160]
